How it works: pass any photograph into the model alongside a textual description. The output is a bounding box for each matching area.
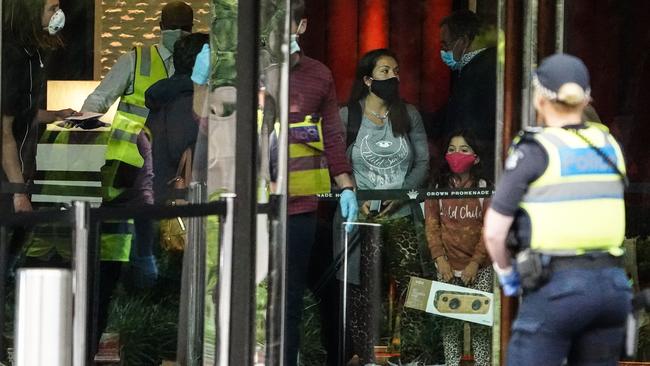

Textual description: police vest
[288,114,331,196]
[519,123,626,256]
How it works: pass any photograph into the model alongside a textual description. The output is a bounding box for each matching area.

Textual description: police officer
[483,53,631,365]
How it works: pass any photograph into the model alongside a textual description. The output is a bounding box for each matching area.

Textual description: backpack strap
[346,101,363,148]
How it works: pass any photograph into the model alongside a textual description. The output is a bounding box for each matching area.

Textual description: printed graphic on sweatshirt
[441,201,484,220]
[358,134,409,188]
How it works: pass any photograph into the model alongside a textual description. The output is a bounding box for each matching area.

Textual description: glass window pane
[565,0,650,362]
[279,1,501,365]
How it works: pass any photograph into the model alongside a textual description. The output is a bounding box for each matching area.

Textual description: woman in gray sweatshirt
[336,48,431,365]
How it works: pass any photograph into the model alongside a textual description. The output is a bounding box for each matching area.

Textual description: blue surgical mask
[290,34,300,54]
[440,50,459,70]
[162,29,190,52]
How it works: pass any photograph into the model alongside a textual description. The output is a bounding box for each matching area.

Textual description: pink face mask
[445,152,477,173]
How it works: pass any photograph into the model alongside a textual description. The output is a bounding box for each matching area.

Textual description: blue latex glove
[191,43,211,85]
[339,189,358,233]
[128,255,158,289]
[496,266,521,296]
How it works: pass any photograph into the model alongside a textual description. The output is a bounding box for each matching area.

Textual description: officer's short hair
[440,10,481,42]
[173,33,209,75]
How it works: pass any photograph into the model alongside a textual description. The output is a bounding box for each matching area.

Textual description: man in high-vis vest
[269,2,358,364]
[483,54,631,365]
[81,1,193,344]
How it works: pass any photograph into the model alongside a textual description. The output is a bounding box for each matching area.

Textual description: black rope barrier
[0,201,229,227]
[7,181,647,226]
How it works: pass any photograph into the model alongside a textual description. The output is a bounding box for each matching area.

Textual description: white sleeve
[81,51,135,113]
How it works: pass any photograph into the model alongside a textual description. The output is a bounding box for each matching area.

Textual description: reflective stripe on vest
[33,129,108,206]
[103,117,145,202]
[104,45,166,202]
[287,115,331,196]
[23,218,132,262]
[519,123,626,255]
[117,101,150,119]
[116,45,168,125]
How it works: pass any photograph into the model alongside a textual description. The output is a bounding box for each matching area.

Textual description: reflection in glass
[288,2,501,366]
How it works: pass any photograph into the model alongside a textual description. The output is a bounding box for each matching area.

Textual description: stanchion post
[14,268,73,366]
[216,194,236,366]
[73,201,90,366]
[187,182,206,365]
[339,223,382,365]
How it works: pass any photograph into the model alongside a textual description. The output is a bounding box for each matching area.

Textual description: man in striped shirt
[276,1,358,364]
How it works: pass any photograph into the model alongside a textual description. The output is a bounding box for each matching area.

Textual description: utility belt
[516,249,623,291]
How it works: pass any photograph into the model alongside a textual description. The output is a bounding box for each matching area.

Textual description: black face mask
[370,77,400,102]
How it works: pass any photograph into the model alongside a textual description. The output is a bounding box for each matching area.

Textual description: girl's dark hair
[3,0,63,49]
[348,48,410,137]
[435,128,487,188]
[173,33,209,75]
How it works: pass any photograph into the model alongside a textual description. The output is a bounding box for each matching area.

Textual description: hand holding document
[48,111,109,131]
[64,111,104,121]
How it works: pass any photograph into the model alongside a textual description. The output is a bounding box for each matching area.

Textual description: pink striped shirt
[288,55,351,215]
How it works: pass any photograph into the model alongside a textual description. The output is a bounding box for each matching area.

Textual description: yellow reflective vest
[101,45,168,261]
[104,45,168,202]
[288,114,331,196]
[519,122,626,256]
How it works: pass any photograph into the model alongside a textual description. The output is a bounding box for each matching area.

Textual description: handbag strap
[176,147,193,184]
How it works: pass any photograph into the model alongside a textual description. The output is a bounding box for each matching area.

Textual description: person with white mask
[2,0,76,214]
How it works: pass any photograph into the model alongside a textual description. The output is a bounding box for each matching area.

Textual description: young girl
[425,130,493,366]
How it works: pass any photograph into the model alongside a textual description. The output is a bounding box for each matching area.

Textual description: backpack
[346,101,363,148]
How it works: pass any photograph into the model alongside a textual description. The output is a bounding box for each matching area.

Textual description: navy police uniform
[491,54,632,365]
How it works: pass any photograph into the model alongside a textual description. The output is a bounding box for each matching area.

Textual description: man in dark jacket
[440,10,497,180]
[145,33,209,204]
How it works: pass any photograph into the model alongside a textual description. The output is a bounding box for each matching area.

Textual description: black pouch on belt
[516,249,549,290]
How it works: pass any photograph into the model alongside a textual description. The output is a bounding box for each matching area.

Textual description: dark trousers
[307,201,343,366]
[507,267,631,365]
[285,212,317,366]
[95,261,123,347]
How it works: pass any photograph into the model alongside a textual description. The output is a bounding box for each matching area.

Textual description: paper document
[65,111,103,121]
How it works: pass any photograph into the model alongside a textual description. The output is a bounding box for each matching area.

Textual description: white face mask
[46,9,65,35]
[161,29,190,52]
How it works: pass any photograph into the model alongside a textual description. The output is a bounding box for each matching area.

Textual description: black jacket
[145,74,198,204]
[443,47,497,179]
